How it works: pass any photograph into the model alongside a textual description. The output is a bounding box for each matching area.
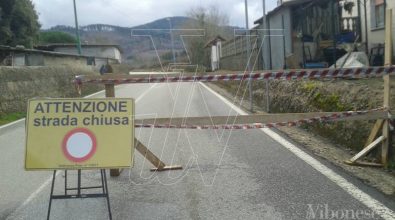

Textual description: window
[371,0,385,29]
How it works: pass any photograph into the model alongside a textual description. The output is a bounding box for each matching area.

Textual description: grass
[0,112,26,126]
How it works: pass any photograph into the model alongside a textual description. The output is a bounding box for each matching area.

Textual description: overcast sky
[31,0,278,29]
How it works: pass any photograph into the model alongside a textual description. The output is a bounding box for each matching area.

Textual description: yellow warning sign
[25,98,134,170]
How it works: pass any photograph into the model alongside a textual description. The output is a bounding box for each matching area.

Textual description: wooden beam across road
[134,111,388,126]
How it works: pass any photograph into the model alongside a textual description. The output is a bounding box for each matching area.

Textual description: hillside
[46,17,194,66]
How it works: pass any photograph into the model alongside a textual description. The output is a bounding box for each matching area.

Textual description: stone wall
[0,66,103,114]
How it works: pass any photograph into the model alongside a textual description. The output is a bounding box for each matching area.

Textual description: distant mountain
[45,17,192,64]
[44,16,235,67]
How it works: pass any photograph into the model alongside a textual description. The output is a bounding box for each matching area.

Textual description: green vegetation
[39,31,77,44]
[0,0,40,48]
[311,93,350,111]
[0,112,26,126]
[301,81,351,111]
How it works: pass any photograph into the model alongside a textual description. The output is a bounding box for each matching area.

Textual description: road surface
[1,81,395,220]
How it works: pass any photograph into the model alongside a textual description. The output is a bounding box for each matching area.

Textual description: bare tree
[183,6,231,68]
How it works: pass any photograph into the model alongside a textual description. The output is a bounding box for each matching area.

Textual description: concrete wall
[43,55,88,67]
[0,66,102,114]
[54,47,122,62]
[7,52,121,70]
[220,34,261,71]
[26,54,44,66]
[10,53,91,67]
[13,53,25,66]
[220,49,262,71]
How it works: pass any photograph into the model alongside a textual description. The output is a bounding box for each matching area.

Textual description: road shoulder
[205,82,395,198]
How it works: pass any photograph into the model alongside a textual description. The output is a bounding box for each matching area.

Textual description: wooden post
[105,83,122,176]
[382,8,393,167]
[105,84,115,98]
[347,9,393,167]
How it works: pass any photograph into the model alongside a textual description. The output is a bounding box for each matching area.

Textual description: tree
[183,6,231,67]
[39,31,77,44]
[0,0,40,48]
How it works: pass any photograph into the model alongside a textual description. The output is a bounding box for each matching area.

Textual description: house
[358,0,394,65]
[205,36,226,71]
[254,0,362,69]
[36,44,123,66]
[0,45,119,68]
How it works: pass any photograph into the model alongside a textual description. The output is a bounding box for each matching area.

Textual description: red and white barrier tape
[135,108,386,130]
[75,66,395,85]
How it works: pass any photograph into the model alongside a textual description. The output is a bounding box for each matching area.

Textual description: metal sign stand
[47,169,112,220]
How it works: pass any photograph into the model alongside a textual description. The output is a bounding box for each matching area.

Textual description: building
[0,45,119,68]
[205,36,226,71]
[254,0,362,70]
[36,44,123,66]
[219,0,363,71]
[358,0,393,65]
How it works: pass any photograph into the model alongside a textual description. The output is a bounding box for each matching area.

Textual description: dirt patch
[205,82,395,197]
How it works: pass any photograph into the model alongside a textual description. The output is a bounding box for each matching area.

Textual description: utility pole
[245,0,253,112]
[73,0,82,55]
[363,0,369,55]
[262,0,270,113]
[167,18,176,64]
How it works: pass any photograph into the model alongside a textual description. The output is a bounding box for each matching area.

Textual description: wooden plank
[349,136,385,163]
[382,8,393,167]
[364,119,384,147]
[134,139,166,170]
[79,72,183,81]
[104,83,122,177]
[150,166,183,172]
[135,111,387,126]
[129,72,180,75]
[344,161,383,167]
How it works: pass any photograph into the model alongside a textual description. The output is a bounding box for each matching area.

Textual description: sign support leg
[77,169,81,196]
[102,169,113,219]
[46,170,112,220]
[47,170,57,220]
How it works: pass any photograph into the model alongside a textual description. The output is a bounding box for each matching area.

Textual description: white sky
[31,0,278,29]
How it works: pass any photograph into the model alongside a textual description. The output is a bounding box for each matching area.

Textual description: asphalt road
[1,81,395,220]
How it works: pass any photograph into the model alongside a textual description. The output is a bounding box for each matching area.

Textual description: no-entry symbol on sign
[62,128,97,163]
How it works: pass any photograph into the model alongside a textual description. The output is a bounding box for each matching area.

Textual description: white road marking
[0,118,25,130]
[15,175,53,211]
[136,84,158,102]
[199,82,395,220]
[83,89,106,98]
